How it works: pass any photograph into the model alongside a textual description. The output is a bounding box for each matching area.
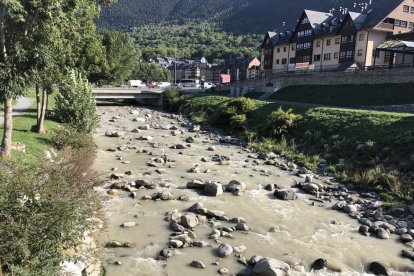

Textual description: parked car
[201,82,215,90]
[127,80,146,88]
[156,82,171,88]
[147,82,157,88]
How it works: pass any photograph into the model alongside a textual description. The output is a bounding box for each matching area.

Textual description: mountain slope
[98,0,377,33]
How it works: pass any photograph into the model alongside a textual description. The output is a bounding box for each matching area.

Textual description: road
[0,97,34,125]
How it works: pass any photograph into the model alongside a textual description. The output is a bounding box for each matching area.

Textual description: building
[260,0,414,72]
[219,57,261,82]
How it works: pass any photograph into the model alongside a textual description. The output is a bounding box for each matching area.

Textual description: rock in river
[190,260,206,269]
[274,189,298,200]
[217,243,233,258]
[225,180,247,194]
[204,181,223,196]
[252,258,290,276]
[181,213,199,228]
[368,261,389,276]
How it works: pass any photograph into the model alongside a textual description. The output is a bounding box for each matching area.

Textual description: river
[93,105,413,275]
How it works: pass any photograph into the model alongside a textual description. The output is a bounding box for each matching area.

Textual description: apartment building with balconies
[260,0,414,72]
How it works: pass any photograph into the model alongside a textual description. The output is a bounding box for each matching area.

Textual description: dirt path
[0,97,34,125]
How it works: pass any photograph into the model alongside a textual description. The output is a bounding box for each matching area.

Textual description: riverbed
[93,105,413,275]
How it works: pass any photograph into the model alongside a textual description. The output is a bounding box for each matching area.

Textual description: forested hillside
[132,22,261,63]
[98,0,373,33]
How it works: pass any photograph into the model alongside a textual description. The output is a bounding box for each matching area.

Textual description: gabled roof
[361,0,404,29]
[376,40,414,53]
[261,31,278,48]
[348,11,368,29]
[304,9,333,28]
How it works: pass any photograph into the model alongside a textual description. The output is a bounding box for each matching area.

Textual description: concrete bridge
[230,67,414,99]
[92,87,164,106]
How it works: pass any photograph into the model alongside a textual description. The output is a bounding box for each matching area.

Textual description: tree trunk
[0,7,13,158]
[37,86,47,133]
[35,83,41,125]
[1,99,13,158]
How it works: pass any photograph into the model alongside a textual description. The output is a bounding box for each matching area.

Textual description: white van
[128,80,146,88]
[157,82,171,88]
[201,82,215,90]
[181,79,200,88]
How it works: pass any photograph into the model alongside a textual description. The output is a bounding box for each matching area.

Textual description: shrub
[163,88,181,111]
[262,107,301,137]
[224,97,257,114]
[55,71,99,133]
[0,152,98,274]
[53,126,96,151]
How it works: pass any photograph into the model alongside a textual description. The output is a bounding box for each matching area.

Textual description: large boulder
[204,181,223,196]
[274,189,298,200]
[368,262,389,276]
[252,258,290,276]
[226,180,247,193]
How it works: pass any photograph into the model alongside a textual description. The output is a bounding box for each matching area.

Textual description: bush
[163,88,181,111]
[224,97,257,114]
[53,126,96,151]
[262,107,301,137]
[55,71,99,133]
[212,97,257,130]
[0,152,98,274]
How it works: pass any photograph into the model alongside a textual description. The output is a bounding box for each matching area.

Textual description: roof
[348,11,368,29]
[361,0,404,29]
[304,9,333,27]
[376,40,414,53]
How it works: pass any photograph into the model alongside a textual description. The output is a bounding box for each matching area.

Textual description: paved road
[0,97,34,125]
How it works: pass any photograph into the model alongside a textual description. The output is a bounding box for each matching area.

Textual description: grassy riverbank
[269,83,414,107]
[166,91,414,205]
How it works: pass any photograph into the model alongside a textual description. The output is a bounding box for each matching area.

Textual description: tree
[55,71,99,133]
[132,62,172,83]
[95,29,141,85]
[0,0,113,157]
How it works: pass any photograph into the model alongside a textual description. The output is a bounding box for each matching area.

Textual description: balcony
[376,22,394,31]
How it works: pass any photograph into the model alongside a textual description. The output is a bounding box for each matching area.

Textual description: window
[334,52,339,59]
[276,59,280,65]
[335,38,340,44]
[395,19,401,26]
[340,52,345,58]
[283,47,287,52]
[341,36,347,43]
[282,58,287,65]
[359,33,365,41]
[326,39,331,46]
[316,41,321,47]
[403,5,409,13]
[314,55,321,61]
[303,56,311,62]
[372,50,380,58]
[302,17,309,24]
[289,57,295,64]
[357,49,363,56]
[291,45,295,51]
[277,48,280,53]
[401,21,408,28]
[324,53,331,61]
[346,51,354,58]
[411,7,414,14]
[409,22,414,29]
[349,35,354,42]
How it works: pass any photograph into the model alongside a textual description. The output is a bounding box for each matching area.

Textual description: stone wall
[234,68,414,95]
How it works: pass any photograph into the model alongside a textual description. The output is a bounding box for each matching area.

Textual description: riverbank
[168,92,414,206]
[94,104,414,275]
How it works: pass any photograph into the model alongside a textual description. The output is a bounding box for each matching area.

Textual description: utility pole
[174,47,177,84]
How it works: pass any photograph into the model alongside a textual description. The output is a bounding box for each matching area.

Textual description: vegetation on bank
[269,83,414,107]
[165,90,414,205]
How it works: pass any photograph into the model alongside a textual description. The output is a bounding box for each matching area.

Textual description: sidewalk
[0,97,34,125]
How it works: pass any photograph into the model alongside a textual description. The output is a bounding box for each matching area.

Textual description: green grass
[243,92,265,99]
[0,90,60,160]
[269,83,414,107]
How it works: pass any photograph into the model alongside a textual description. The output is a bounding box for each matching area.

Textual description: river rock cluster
[96,105,413,275]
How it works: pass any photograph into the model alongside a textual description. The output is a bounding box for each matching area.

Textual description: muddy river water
[93,105,413,275]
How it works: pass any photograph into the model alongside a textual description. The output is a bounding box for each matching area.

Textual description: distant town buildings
[152,56,260,83]
[261,0,414,73]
